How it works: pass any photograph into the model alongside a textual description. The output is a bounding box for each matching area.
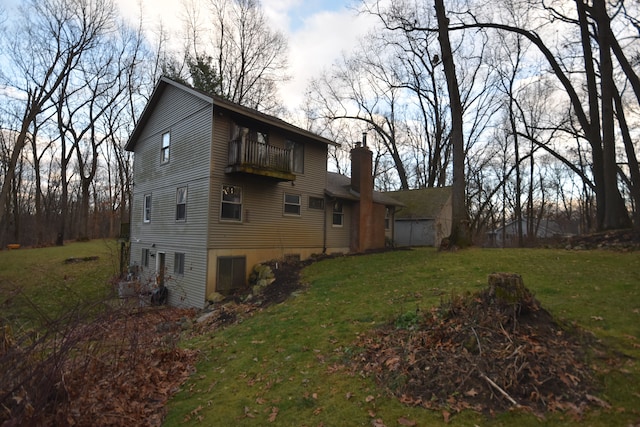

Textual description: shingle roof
[125,77,338,152]
[386,187,452,219]
[325,172,403,206]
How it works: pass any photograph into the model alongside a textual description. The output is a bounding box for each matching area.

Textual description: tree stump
[487,272,526,306]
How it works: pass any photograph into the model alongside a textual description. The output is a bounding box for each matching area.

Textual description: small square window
[176,187,187,221]
[221,185,242,221]
[143,194,152,223]
[174,252,185,275]
[284,193,301,215]
[309,197,325,210]
[161,132,170,164]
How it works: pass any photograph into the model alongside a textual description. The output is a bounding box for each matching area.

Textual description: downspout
[323,197,331,254]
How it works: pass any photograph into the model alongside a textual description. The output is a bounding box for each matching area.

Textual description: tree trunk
[593,0,632,230]
[434,0,470,247]
[613,88,640,228]
[575,0,606,231]
[30,127,44,245]
[0,106,37,227]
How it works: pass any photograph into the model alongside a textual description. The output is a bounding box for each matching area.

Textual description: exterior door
[156,252,166,287]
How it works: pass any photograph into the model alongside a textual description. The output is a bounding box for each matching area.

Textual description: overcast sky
[115,0,377,112]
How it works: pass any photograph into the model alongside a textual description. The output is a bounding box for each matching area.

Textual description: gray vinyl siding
[129,80,337,305]
[130,85,212,308]
[325,200,352,251]
[208,111,328,251]
[394,219,435,246]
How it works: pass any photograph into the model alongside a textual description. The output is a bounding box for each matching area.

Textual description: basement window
[217,256,246,294]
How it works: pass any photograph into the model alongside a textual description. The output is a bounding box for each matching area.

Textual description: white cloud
[282,8,376,111]
[262,0,299,30]
[114,0,376,112]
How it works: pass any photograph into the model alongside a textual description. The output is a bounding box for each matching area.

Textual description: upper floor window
[332,201,343,227]
[143,194,152,223]
[221,185,242,221]
[232,123,268,145]
[284,193,301,216]
[286,140,304,173]
[161,132,170,164]
[176,187,187,221]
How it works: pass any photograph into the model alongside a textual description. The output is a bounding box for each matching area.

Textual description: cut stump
[487,272,526,306]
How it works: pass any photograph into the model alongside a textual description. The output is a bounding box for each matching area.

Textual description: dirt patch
[558,229,640,251]
[63,255,100,264]
[260,257,316,306]
[351,281,608,421]
[192,255,326,333]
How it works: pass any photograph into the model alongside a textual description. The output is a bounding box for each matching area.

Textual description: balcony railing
[226,137,296,181]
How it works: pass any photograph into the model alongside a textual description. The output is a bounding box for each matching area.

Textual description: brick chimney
[350,133,374,252]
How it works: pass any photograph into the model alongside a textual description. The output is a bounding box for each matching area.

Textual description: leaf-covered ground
[54,307,199,426]
[5,233,636,426]
[351,284,609,421]
[2,306,199,426]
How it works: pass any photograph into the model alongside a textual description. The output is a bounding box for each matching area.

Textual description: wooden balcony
[226,137,296,181]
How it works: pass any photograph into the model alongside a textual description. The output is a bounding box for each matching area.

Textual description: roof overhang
[125,77,338,152]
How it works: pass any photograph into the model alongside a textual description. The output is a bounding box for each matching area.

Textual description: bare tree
[305,43,413,189]
[0,0,116,229]
[178,0,289,113]
[449,0,635,231]
[433,0,471,247]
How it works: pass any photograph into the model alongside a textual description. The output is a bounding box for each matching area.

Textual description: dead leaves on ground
[353,287,609,421]
[46,307,197,426]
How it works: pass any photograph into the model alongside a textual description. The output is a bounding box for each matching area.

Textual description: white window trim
[332,201,344,227]
[283,193,301,216]
[161,131,170,164]
[174,252,185,275]
[220,184,242,222]
[143,194,152,223]
[176,186,187,222]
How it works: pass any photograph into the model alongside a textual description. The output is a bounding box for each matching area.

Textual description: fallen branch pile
[353,273,606,420]
[2,305,198,426]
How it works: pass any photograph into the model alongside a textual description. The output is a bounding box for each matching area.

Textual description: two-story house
[125,77,400,308]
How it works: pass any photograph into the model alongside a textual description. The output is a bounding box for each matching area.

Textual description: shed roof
[386,187,452,220]
[125,77,338,152]
[325,172,403,206]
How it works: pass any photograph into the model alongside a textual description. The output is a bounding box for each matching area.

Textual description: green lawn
[167,248,640,426]
[2,244,638,426]
[0,240,120,330]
